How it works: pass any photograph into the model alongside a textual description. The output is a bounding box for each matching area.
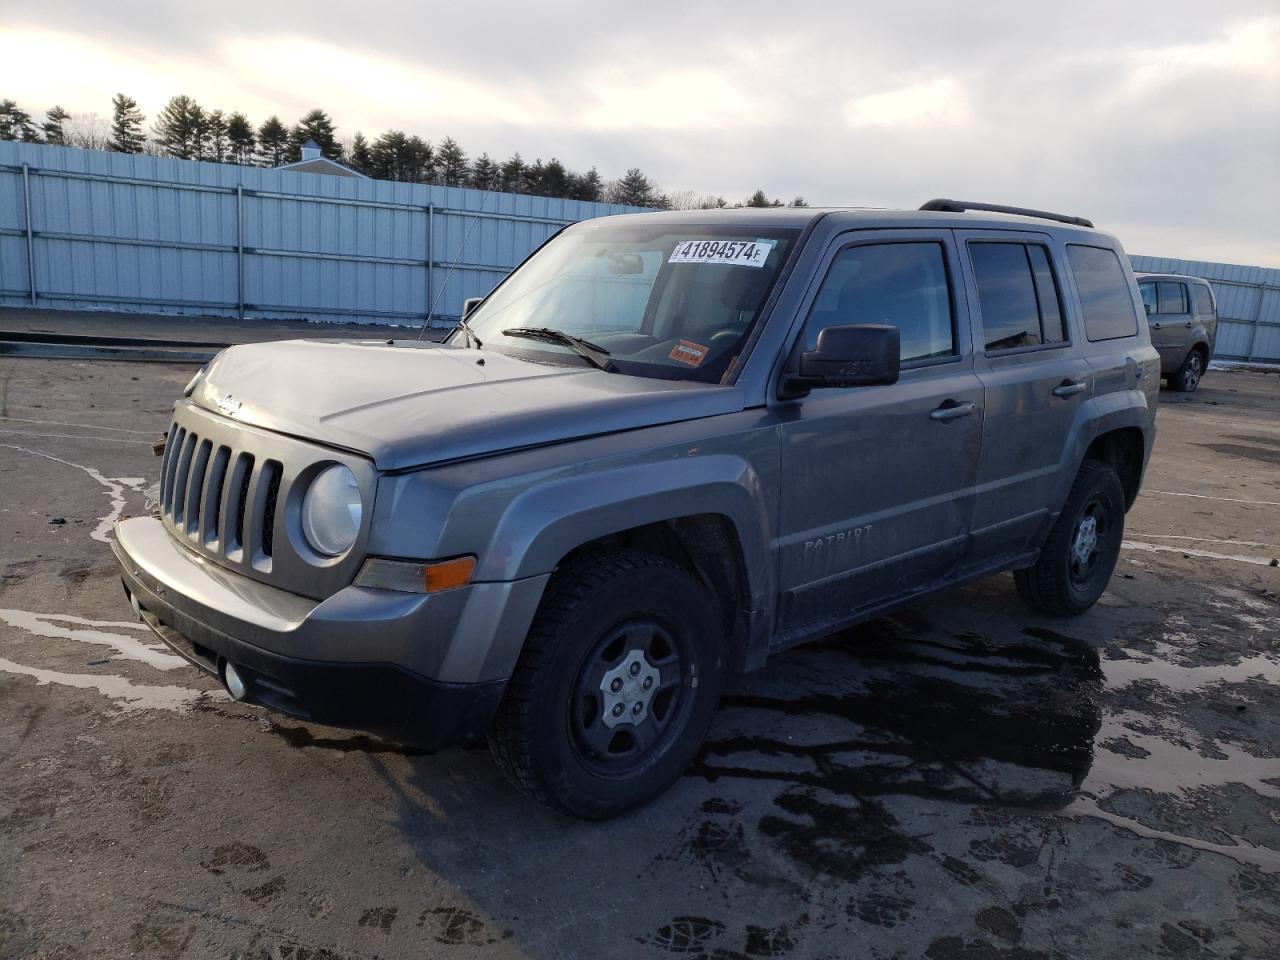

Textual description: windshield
[453,219,799,383]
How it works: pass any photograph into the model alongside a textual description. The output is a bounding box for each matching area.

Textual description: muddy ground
[1,357,1278,960]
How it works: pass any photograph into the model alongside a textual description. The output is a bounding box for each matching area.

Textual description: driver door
[772,230,983,643]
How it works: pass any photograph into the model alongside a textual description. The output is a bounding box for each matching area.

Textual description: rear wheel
[1169,348,1205,392]
[489,549,725,819]
[1015,459,1126,616]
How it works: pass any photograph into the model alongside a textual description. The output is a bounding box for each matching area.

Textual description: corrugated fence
[3,141,1278,360]
[0,141,637,326]
[1130,255,1280,362]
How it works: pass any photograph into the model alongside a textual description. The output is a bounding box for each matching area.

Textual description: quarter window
[1157,281,1188,315]
[1193,284,1214,315]
[970,242,1066,351]
[804,242,954,362]
[1066,244,1139,341]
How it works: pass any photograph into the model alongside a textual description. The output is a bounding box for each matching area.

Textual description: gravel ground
[1,356,1278,960]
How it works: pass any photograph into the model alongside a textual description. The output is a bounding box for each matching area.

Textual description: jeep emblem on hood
[217,394,241,416]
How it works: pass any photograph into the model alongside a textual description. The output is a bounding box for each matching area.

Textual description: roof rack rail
[919,198,1094,229]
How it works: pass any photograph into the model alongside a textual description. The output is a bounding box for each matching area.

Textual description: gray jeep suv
[114,199,1160,818]
[1136,272,1218,392]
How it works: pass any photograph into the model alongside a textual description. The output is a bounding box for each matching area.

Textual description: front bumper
[113,516,549,750]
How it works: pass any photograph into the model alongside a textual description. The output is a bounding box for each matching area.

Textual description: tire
[1015,459,1126,616]
[1168,347,1205,392]
[488,549,725,819]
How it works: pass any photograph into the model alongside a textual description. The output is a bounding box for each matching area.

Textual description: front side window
[1193,284,1215,316]
[1158,281,1188,315]
[970,242,1066,351]
[1067,244,1139,342]
[803,241,954,362]
[458,220,799,383]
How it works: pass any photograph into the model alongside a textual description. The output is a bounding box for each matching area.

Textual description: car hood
[191,339,745,470]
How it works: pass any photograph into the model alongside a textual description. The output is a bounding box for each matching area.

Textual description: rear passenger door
[774,231,983,640]
[1148,280,1192,367]
[956,231,1093,566]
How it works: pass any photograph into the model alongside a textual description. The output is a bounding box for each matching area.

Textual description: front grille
[159,424,281,571]
[154,401,373,601]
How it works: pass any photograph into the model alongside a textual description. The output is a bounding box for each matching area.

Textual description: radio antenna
[416,173,500,342]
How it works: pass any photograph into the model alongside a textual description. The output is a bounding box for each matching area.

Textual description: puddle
[697,610,1280,874]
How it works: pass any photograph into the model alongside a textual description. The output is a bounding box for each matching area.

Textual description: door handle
[1052,380,1088,398]
[929,400,975,421]
[1185,321,1193,328]
[1151,322,1162,329]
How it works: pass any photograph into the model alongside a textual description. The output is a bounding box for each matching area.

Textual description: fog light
[224,662,247,701]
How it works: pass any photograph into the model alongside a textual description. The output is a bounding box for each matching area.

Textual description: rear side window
[970,242,1066,351]
[1157,281,1188,314]
[1066,245,1139,341]
[1193,284,1215,315]
[804,241,954,362]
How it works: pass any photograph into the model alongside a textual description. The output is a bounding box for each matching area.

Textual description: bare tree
[64,113,112,150]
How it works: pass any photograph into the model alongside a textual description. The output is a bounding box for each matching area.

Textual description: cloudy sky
[2,1,1278,266]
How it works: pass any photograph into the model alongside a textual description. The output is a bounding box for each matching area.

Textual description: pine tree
[256,116,290,165]
[540,158,570,198]
[789,196,808,207]
[570,167,604,202]
[0,100,39,141]
[290,109,340,160]
[109,94,145,153]
[469,153,499,189]
[525,158,546,195]
[205,110,228,162]
[42,106,71,145]
[745,189,771,208]
[609,168,659,207]
[405,136,435,182]
[348,132,372,175]
[500,153,526,193]
[436,137,468,186]
[153,95,206,159]
[225,113,255,164]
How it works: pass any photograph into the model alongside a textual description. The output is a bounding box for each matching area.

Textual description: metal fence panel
[0,141,638,326]
[4,140,1278,359]
[1130,254,1280,362]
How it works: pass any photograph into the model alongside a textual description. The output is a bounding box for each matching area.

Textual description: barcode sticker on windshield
[669,239,775,268]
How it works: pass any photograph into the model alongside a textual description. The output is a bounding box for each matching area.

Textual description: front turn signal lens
[354,556,476,594]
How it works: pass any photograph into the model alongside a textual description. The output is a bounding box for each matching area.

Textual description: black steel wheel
[489,549,725,819]
[569,620,692,776]
[1015,459,1126,616]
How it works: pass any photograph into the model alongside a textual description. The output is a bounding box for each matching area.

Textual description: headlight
[301,464,362,556]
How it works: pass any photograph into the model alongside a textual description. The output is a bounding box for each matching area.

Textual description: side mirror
[781,324,901,398]
[462,296,484,319]
[1144,303,1152,316]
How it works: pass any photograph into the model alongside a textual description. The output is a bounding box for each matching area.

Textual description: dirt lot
[1,356,1278,960]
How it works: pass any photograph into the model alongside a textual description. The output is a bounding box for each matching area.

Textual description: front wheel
[1169,348,1204,392]
[1015,459,1126,616]
[489,549,725,819]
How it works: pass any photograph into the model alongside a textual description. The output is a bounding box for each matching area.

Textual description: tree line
[0,94,807,209]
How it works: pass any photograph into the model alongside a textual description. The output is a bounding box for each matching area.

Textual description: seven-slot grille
[160,423,283,570]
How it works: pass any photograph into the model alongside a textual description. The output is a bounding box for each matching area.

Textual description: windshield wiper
[454,317,483,349]
[501,327,615,372]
